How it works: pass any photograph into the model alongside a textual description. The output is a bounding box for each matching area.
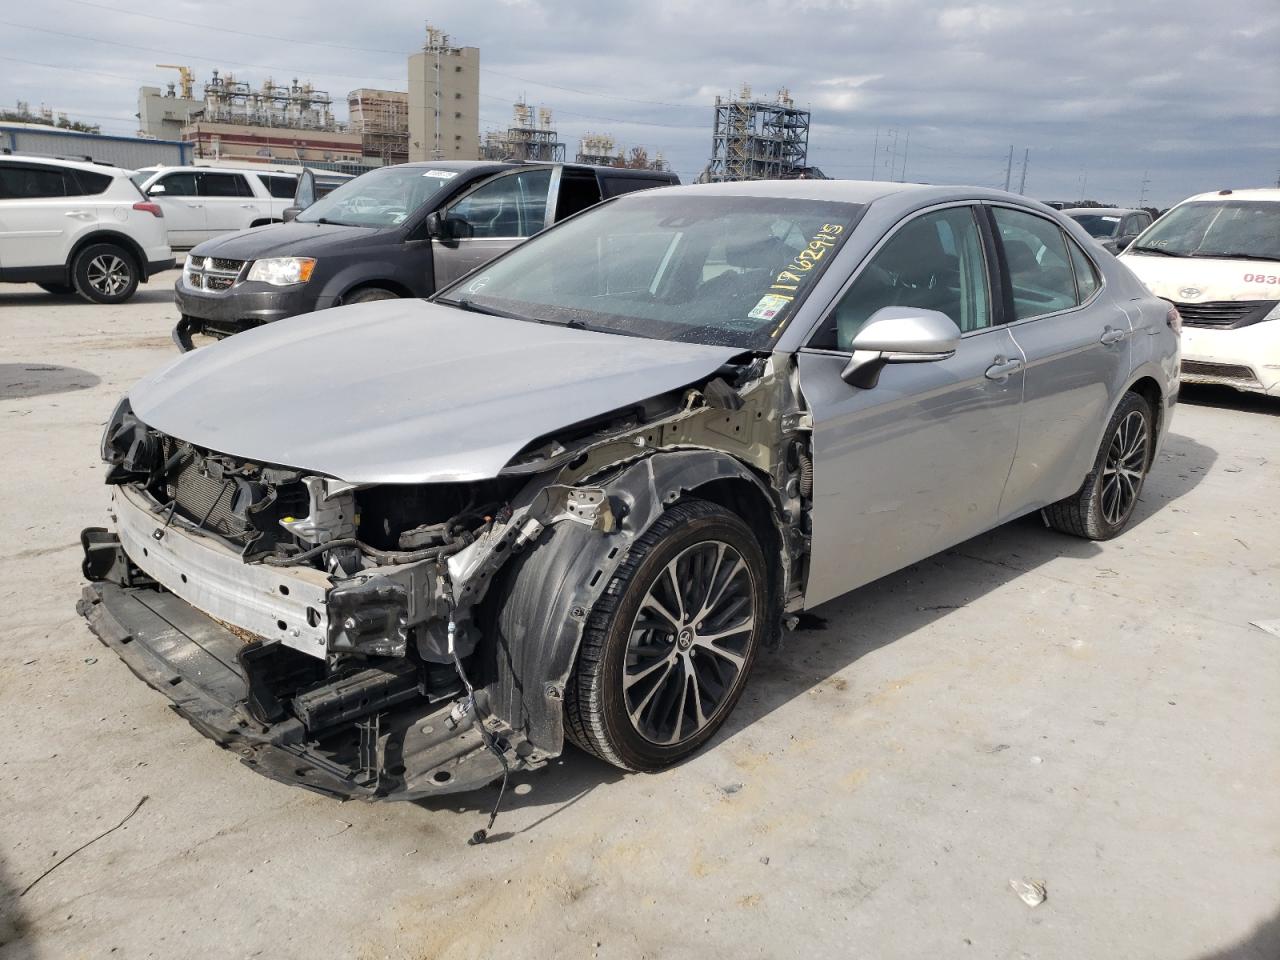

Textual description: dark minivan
[174,161,679,348]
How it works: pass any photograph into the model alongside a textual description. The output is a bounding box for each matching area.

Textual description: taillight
[133,201,163,218]
[1166,303,1182,334]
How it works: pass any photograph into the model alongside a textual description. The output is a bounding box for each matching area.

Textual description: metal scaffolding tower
[575,132,616,166]
[480,100,565,162]
[701,85,811,182]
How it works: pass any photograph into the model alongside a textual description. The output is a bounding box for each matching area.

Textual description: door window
[0,164,69,199]
[154,172,198,197]
[198,173,253,198]
[449,169,552,238]
[1066,236,1101,302]
[262,175,298,199]
[811,206,991,350]
[68,170,112,195]
[993,207,1078,320]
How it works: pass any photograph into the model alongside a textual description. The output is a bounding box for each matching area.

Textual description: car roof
[1178,188,1280,204]
[1062,207,1142,216]
[134,165,348,177]
[0,153,129,176]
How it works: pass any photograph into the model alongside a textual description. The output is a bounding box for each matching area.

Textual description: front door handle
[984,356,1023,382]
[1100,326,1127,345]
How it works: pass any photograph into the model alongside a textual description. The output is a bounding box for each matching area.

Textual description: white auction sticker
[424,169,458,179]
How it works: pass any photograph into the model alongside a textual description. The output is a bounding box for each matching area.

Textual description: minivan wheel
[72,243,138,304]
[37,282,75,296]
[1044,391,1153,540]
[343,287,398,305]
[565,500,767,772]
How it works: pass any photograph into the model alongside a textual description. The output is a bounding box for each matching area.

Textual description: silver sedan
[82,180,1179,811]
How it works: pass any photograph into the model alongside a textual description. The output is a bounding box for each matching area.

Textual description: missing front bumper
[77,580,514,801]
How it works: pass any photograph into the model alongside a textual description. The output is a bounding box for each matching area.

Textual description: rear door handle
[1100,326,1127,345]
[984,356,1023,382]
[239,204,258,209]
[63,210,92,219]
[185,203,204,209]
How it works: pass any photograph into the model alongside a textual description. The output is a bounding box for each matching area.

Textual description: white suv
[0,155,173,304]
[131,166,350,250]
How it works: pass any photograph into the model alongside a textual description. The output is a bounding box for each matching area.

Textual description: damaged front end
[79,355,811,803]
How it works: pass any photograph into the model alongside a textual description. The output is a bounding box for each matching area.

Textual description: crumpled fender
[483,449,786,755]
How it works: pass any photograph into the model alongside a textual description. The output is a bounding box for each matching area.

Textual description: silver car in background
[79,181,1179,813]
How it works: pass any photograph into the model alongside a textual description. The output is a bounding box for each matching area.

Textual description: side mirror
[426,211,473,241]
[293,168,316,211]
[282,206,301,222]
[148,183,166,196]
[840,307,961,388]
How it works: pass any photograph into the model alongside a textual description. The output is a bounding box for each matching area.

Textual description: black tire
[72,243,138,304]
[342,287,399,305]
[37,281,75,296]
[564,500,768,772]
[1044,391,1153,540]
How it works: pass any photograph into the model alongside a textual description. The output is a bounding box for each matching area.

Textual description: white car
[131,166,350,250]
[0,155,173,304]
[1120,188,1280,397]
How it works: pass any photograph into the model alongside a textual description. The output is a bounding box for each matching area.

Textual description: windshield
[296,165,459,227]
[1130,200,1280,259]
[1070,213,1122,238]
[437,194,864,349]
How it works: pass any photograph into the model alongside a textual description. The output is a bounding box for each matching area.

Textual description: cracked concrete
[1,279,1277,960]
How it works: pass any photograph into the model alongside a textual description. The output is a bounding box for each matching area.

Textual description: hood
[1118,252,1280,303]
[128,301,744,484]
[191,220,383,259]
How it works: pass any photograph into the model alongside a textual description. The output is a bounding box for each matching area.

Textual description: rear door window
[992,207,1079,320]
[1066,236,1101,302]
[198,173,253,198]
[600,175,671,199]
[263,175,298,199]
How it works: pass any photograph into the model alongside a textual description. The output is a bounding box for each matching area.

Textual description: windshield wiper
[1189,251,1280,262]
[1127,245,1185,257]
[439,297,532,322]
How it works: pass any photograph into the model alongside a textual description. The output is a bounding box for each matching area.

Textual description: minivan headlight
[247,257,316,286]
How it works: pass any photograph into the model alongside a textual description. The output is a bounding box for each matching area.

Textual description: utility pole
[1003,145,1014,192]
[870,127,879,180]
[1139,169,1151,207]
[900,129,910,182]
[1017,148,1029,194]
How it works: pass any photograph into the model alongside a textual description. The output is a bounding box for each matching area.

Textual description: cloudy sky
[3,0,1277,206]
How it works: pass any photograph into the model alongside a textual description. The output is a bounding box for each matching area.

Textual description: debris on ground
[1250,620,1280,639]
[1009,878,1047,907]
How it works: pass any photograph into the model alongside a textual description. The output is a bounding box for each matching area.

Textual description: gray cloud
[2,0,1276,205]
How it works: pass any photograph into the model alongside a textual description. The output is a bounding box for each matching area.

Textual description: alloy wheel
[1100,410,1147,526]
[87,254,131,297]
[622,540,756,745]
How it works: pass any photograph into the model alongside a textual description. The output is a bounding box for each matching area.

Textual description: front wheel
[72,243,138,304]
[1044,391,1153,540]
[342,287,398,305]
[565,500,768,772]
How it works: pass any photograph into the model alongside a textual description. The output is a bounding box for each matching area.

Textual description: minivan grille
[1174,299,1276,329]
[183,256,245,292]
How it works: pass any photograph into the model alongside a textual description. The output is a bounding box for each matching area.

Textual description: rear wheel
[72,243,138,304]
[565,500,767,772]
[37,281,75,296]
[1044,391,1153,540]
